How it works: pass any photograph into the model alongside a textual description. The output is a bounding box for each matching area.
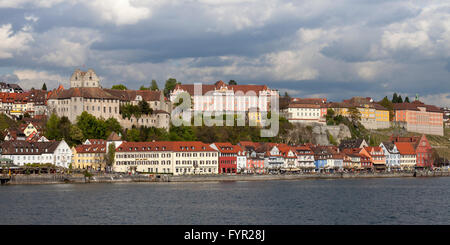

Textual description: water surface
[1,177,449,224]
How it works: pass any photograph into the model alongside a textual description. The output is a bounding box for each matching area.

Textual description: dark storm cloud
[0,0,449,106]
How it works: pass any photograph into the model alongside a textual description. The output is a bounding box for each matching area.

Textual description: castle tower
[70,68,100,88]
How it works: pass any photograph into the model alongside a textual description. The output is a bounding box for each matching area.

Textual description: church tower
[70,68,100,88]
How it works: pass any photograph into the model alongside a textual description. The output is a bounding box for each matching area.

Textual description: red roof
[364,146,383,152]
[116,141,216,152]
[212,142,241,154]
[395,142,416,155]
[173,81,272,96]
[75,144,107,153]
[393,100,442,113]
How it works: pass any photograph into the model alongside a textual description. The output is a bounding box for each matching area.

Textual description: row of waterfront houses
[0,131,436,174]
[109,134,434,174]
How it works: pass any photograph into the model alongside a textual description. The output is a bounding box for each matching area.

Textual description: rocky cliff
[284,123,352,145]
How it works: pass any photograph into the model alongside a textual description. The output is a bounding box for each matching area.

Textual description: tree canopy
[163,78,179,97]
[111,84,128,90]
[151,80,159,91]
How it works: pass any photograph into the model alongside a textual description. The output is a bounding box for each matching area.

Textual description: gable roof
[173,81,272,96]
[393,100,442,113]
[395,142,416,155]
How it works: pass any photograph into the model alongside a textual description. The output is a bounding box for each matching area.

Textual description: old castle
[47,69,171,130]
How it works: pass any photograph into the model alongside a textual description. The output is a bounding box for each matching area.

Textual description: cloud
[0,0,449,107]
[0,23,33,58]
[13,69,67,89]
[421,93,450,108]
[0,0,68,8]
[85,0,152,26]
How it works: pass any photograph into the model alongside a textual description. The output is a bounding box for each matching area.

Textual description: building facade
[47,68,170,130]
[169,80,279,116]
[379,142,401,171]
[210,142,239,174]
[394,100,443,136]
[0,140,72,168]
[113,141,219,175]
[283,98,327,124]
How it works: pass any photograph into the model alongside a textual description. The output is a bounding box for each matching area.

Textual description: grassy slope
[0,113,18,131]
[369,127,450,159]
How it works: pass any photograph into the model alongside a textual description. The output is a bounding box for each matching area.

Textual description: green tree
[138,100,152,115]
[279,91,291,110]
[379,96,394,121]
[163,78,179,97]
[348,107,361,124]
[69,125,84,145]
[42,83,47,91]
[105,117,122,136]
[392,93,398,103]
[326,109,336,125]
[105,143,116,172]
[139,85,149,90]
[76,111,107,139]
[228,80,237,85]
[111,84,128,90]
[405,96,410,103]
[45,114,61,140]
[58,116,72,141]
[150,80,159,91]
[398,95,403,103]
[126,128,141,142]
[169,125,196,141]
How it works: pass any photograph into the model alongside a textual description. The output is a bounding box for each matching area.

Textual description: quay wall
[4,171,450,185]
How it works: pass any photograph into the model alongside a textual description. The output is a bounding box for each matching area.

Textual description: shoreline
[2,171,450,185]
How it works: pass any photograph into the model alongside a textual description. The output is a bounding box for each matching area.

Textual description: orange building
[394,100,443,136]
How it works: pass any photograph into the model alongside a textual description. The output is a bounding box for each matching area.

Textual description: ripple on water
[1,178,450,224]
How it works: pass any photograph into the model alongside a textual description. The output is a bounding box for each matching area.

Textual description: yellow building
[247,109,262,126]
[71,144,107,171]
[329,97,390,129]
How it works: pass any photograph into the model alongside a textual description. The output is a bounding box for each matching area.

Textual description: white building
[0,140,72,168]
[113,141,219,175]
[282,98,328,124]
[395,142,417,170]
[236,145,247,173]
[294,146,316,171]
[379,142,401,171]
[169,80,279,115]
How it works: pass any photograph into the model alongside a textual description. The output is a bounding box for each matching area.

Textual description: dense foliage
[163,78,179,97]
[111,84,128,90]
[44,112,122,146]
[122,114,293,145]
[119,101,153,119]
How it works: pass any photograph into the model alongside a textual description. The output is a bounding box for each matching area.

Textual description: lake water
[1,177,450,225]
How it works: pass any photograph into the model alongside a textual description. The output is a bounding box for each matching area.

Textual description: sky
[0,0,449,106]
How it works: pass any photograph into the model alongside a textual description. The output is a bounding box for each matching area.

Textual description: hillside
[0,113,19,131]
[368,127,450,160]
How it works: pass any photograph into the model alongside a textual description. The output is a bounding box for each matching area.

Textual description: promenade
[3,171,450,185]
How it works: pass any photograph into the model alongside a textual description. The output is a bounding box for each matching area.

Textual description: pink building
[394,100,443,136]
